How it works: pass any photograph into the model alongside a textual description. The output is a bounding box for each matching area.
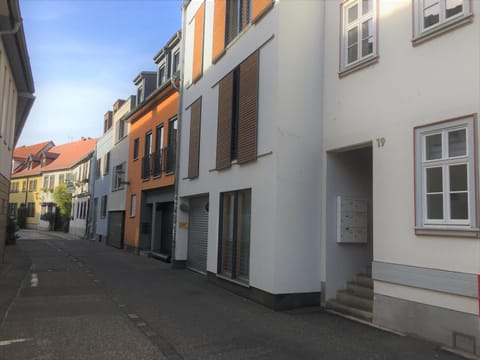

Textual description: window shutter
[216,72,234,170]
[192,2,205,83]
[251,0,273,24]
[237,51,258,164]
[188,97,202,178]
[212,0,226,63]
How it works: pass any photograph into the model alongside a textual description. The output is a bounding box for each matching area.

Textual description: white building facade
[92,111,114,243]
[321,0,479,354]
[107,97,135,248]
[175,0,324,308]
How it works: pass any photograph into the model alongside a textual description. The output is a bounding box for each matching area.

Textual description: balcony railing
[141,147,175,180]
[141,155,151,180]
[152,150,163,177]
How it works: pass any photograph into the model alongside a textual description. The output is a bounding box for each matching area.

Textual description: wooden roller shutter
[192,2,205,83]
[251,0,273,24]
[216,72,234,170]
[237,51,258,164]
[188,97,202,179]
[212,0,226,63]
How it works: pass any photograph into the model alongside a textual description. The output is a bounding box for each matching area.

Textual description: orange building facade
[124,32,181,259]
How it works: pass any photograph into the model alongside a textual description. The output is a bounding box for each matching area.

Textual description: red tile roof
[11,138,97,178]
[13,141,54,160]
[40,138,97,172]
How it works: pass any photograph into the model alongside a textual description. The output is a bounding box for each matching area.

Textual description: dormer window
[158,65,166,86]
[137,86,144,105]
[172,50,180,74]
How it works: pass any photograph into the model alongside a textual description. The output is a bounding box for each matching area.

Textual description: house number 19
[376,137,386,147]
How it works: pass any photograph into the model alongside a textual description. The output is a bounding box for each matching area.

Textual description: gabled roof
[13,140,54,160]
[40,138,97,173]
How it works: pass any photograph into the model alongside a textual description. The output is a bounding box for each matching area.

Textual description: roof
[40,138,97,173]
[13,141,53,160]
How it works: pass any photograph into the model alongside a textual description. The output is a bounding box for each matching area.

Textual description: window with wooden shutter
[237,50,258,164]
[188,97,202,178]
[216,72,234,170]
[251,0,273,23]
[212,0,227,63]
[192,2,205,83]
[216,51,259,169]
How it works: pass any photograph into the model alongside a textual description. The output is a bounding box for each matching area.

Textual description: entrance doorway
[325,144,373,301]
[151,202,173,260]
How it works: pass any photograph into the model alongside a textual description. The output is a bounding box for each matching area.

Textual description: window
[137,86,144,105]
[27,202,35,217]
[21,180,27,192]
[341,0,377,72]
[218,189,251,283]
[43,176,49,189]
[103,152,110,175]
[153,125,164,177]
[166,117,178,173]
[212,0,273,63]
[96,158,101,179]
[8,203,17,217]
[172,51,180,74]
[226,0,250,45]
[130,194,137,217]
[158,65,166,86]
[188,97,202,178]
[113,163,126,190]
[58,174,65,184]
[133,138,139,160]
[216,51,258,169]
[414,115,476,232]
[413,0,471,39]
[49,175,55,190]
[118,119,126,140]
[29,179,37,192]
[192,2,205,82]
[145,132,152,156]
[100,195,107,219]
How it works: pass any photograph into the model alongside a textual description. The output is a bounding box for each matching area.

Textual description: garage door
[107,211,125,249]
[187,196,208,273]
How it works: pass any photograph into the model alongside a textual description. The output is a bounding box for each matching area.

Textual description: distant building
[35,138,96,236]
[9,141,55,229]
[0,0,35,262]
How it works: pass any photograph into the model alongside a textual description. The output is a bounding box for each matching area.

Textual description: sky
[17,0,183,147]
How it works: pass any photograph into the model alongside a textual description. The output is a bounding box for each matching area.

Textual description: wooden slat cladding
[188,97,202,179]
[192,2,205,83]
[237,51,258,164]
[212,0,226,63]
[251,0,273,24]
[216,72,234,170]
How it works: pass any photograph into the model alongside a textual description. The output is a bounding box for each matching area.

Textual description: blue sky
[18,0,183,147]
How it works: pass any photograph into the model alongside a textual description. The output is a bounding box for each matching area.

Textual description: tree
[53,183,72,232]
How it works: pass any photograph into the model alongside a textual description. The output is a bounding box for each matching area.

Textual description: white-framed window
[340,0,377,71]
[414,116,476,230]
[413,0,471,38]
[130,194,136,218]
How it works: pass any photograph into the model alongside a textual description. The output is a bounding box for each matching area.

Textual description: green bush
[16,205,27,229]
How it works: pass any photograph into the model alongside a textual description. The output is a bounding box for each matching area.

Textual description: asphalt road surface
[0,230,465,360]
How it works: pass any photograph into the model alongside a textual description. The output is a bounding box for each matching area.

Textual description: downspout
[171,3,188,268]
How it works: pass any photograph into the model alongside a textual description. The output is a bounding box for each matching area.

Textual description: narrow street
[0,231,464,360]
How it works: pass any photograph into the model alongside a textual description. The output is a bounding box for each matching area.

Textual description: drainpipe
[171,4,187,268]
[0,21,21,36]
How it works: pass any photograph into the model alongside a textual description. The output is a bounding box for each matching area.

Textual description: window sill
[415,226,479,238]
[412,14,473,47]
[209,151,273,172]
[339,55,379,78]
